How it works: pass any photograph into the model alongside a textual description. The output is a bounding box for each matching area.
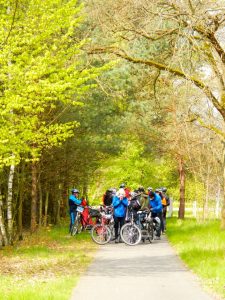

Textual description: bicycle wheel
[91,224,111,245]
[71,216,82,236]
[120,223,141,246]
[147,219,154,243]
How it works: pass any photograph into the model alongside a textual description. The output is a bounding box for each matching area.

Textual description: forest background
[0,0,225,246]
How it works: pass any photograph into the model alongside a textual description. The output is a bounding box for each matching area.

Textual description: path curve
[71,236,216,300]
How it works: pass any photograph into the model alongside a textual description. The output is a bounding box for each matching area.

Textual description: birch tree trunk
[7,164,15,244]
[0,194,8,246]
[178,157,185,219]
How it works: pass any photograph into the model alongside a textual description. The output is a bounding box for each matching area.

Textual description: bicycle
[70,205,84,236]
[137,210,155,243]
[80,206,99,232]
[120,207,142,246]
[91,206,114,245]
[120,208,156,246]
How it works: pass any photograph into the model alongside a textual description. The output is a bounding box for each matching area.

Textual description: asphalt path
[71,236,216,300]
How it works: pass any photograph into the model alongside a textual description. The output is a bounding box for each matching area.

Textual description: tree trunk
[18,164,25,240]
[38,181,43,227]
[31,161,38,233]
[44,191,49,227]
[7,164,15,244]
[61,184,68,218]
[0,195,8,246]
[221,143,225,230]
[203,165,210,220]
[178,157,185,219]
[0,231,2,249]
[55,194,61,225]
[18,191,23,240]
[83,183,88,199]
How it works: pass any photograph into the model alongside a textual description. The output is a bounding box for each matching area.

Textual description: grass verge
[0,225,97,300]
[167,218,225,299]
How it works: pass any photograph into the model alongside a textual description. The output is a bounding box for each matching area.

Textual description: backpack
[161,192,170,206]
[166,196,170,206]
[89,208,101,218]
[162,197,167,206]
[103,190,113,206]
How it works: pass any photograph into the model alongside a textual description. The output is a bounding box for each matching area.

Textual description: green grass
[0,225,97,300]
[167,218,225,299]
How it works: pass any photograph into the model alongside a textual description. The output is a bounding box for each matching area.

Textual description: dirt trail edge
[71,236,216,300]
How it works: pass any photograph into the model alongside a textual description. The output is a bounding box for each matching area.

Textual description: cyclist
[148,190,163,239]
[81,197,93,229]
[102,188,114,206]
[147,187,153,193]
[155,188,165,234]
[119,183,131,199]
[112,188,128,243]
[69,189,81,232]
[138,186,149,210]
[161,187,170,232]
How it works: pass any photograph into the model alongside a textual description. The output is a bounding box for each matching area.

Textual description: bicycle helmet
[71,188,79,194]
[138,186,145,193]
[116,188,125,197]
[112,188,117,195]
[148,191,155,198]
[162,187,167,193]
[120,183,126,188]
[130,191,138,198]
[147,187,153,191]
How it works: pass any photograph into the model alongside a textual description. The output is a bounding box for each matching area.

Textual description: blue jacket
[69,195,81,212]
[112,196,128,217]
[148,193,162,213]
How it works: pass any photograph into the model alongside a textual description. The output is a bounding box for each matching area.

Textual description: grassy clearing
[167,218,225,299]
[0,225,97,300]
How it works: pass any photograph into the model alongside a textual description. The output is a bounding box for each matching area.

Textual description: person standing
[161,187,170,232]
[148,190,163,239]
[69,189,81,232]
[155,188,165,234]
[112,188,128,243]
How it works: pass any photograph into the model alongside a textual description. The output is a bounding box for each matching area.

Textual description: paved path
[71,237,216,300]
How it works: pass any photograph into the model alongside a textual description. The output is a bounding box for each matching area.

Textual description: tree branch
[2,0,19,47]
[89,46,225,119]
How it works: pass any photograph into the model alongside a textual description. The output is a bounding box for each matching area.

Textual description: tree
[88,0,225,227]
[0,0,105,237]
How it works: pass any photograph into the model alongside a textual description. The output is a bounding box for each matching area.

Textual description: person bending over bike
[69,189,81,232]
[112,188,128,243]
[148,191,163,239]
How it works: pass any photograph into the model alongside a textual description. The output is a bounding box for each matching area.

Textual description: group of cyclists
[68,183,170,243]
